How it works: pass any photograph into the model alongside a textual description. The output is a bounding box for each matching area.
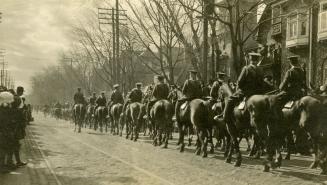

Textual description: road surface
[1,114,327,185]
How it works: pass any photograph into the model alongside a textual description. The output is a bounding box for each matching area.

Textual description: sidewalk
[0,124,58,185]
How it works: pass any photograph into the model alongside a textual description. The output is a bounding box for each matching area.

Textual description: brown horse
[177,98,212,157]
[95,106,108,133]
[247,94,325,173]
[110,103,123,136]
[126,102,143,141]
[73,104,86,133]
[150,99,174,148]
[218,83,255,167]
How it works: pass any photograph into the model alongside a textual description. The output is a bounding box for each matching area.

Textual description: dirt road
[1,114,326,185]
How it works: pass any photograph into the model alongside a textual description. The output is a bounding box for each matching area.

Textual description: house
[258,0,327,87]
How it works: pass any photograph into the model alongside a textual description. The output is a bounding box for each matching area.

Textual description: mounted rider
[95,91,107,109]
[175,70,203,122]
[146,75,170,119]
[110,84,124,105]
[168,84,178,105]
[89,92,97,106]
[73,87,86,106]
[279,55,307,105]
[108,84,124,113]
[218,52,264,123]
[210,72,227,101]
[122,83,143,113]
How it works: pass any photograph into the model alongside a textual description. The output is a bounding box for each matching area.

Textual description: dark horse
[177,98,212,157]
[95,106,108,132]
[247,94,325,173]
[126,102,143,141]
[110,103,123,136]
[73,104,86,133]
[150,99,174,148]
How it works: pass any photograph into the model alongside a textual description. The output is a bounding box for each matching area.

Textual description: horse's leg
[263,135,274,172]
[195,129,201,155]
[201,129,208,158]
[246,135,252,152]
[163,124,169,148]
[285,131,293,160]
[180,125,186,152]
[208,128,214,154]
[310,137,319,169]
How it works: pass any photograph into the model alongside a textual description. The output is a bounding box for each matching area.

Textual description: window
[299,13,307,36]
[272,5,281,24]
[319,2,327,32]
[288,14,297,39]
[286,11,308,40]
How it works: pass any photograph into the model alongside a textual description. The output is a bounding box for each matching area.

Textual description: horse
[177,98,212,157]
[150,99,174,148]
[126,102,143,141]
[94,106,108,132]
[54,107,62,120]
[85,104,95,129]
[73,104,86,133]
[110,103,123,136]
[247,94,325,173]
[217,83,255,167]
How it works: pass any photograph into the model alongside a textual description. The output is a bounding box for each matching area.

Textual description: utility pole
[0,12,2,23]
[98,6,127,86]
[0,49,7,87]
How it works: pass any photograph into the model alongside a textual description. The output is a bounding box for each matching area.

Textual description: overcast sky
[0,0,111,94]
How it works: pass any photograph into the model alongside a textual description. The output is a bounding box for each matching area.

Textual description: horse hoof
[254,154,261,159]
[163,145,168,149]
[246,147,251,152]
[225,158,232,164]
[310,161,319,169]
[209,148,214,154]
[234,161,241,167]
[263,165,270,172]
[195,149,201,155]
[202,153,208,158]
[180,145,185,153]
[284,155,290,160]
[320,170,327,175]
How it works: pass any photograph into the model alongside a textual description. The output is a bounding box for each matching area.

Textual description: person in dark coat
[210,72,226,100]
[175,70,202,122]
[96,92,107,107]
[122,83,143,114]
[110,84,124,105]
[73,87,86,105]
[279,56,307,104]
[6,86,27,169]
[146,75,170,118]
[89,92,97,105]
[168,85,178,104]
[218,53,265,123]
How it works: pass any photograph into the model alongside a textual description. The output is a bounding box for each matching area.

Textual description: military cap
[248,52,261,57]
[113,84,120,88]
[136,82,142,86]
[156,75,164,81]
[17,86,24,92]
[188,69,197,74]
[101,91,105,94]
[288,55,299,60]
[216,72,226,78]
[77,87,81,90]
[288,55,300,65]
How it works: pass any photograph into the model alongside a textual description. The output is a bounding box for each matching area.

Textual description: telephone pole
[98,4,127,86]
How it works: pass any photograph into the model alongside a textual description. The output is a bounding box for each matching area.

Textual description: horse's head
[297,96,321,129]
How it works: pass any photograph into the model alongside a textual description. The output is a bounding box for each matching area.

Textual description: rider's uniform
[146,82,170,117]
[73,92,85,105]
[175,78,202,122]
[210,80,223,100]
[96,96,107,107]
[223,63,264,123]
[110,90,124,105]
[279,66,306,104]
[122,88,143,113]
[89,96,97,105]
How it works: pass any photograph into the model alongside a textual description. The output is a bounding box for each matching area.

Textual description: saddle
[238,100,246,110]
[181,101,189,110]
[284,101,294,109]
[212,101,222,111]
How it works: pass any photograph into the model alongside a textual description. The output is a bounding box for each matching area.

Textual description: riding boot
[223,100,235,123]
[14,150,26,166]
[174,100,182,123]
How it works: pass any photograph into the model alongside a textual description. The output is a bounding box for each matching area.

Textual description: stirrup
[214,114,223,122]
